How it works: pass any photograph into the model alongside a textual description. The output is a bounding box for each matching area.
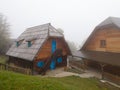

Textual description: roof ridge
[110,17,120,28]
[50,25,64,35]
[95,16,120,28]
[6,23,64,61]
[109,17,116,26]
[27,23,51,30]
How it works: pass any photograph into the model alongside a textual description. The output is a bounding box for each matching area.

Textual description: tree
[0,13,10,54]
[57,28,77,52]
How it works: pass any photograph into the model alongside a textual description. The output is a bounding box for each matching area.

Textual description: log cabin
[6,23,71,74]
[72,17,120,85]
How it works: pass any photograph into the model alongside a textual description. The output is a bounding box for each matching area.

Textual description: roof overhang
[72,50,120,67]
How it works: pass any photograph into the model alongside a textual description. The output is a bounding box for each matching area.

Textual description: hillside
[0,70,112,90]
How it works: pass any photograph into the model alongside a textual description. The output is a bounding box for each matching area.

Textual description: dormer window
[16,42,20,47]
[100,40,106,48]
[26,37,36,47]
[26,39,36,47]
[28,41,32,47]
[16,39,24,47]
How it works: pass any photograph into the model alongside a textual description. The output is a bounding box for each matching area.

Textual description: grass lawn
[0,70,116,90]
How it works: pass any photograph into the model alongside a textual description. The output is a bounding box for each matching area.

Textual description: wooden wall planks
[36,37,69,60]
[85,28,120,53]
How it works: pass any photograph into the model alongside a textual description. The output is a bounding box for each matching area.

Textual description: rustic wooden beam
[31,61,34,75]
[100,63,106,79]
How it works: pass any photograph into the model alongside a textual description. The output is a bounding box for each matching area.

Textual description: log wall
[8,56,32,69]
[36,37,69,60]
[85,28,120,53]
[103,72,120,85]
[34,37,70,73]
[104,65,120,76]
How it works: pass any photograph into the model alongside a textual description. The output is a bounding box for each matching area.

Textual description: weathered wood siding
[33,37,70,73]
[106,29,120,52]
[8,56,32,69]
[85,28,120,53]
[36,37,69,60]
[104,65,120,76]
[103,72,120,85]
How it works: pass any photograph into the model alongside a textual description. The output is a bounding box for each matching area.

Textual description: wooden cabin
[6,23,71,74]
[73,17,120,85]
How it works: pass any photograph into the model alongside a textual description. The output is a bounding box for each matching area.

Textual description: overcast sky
[0,0,120,47]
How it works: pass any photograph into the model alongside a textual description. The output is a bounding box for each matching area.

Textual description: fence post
[5,64,6,70]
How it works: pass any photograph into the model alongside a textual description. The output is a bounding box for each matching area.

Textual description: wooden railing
[40,49,62,75]
[0,63,32,75]
[69,60,85,70]
[103,72,120,85]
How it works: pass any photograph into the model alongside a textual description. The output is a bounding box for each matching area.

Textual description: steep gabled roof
[97,17,120,28]
[6,23,64,61]
[81,17,120,50]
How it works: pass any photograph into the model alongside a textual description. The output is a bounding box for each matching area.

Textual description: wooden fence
[103,72,120,85]
[0,63,32,75]
[69,60,86,71]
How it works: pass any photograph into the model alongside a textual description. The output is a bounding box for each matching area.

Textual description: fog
[0,0,120,48]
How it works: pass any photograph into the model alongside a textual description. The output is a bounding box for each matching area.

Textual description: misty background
[0,0,120,49]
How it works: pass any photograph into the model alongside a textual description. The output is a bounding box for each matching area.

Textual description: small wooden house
[73,17,120,85]
[6,23,71,74]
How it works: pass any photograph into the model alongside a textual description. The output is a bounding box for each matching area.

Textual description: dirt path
[44,67,120,88]
[45,67,78,77]
[45,67,101,78]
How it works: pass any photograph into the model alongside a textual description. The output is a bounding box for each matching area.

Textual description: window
[37,61,44,68]
[16,39,24,47]
[16,42,20,47]
[28,41,32,47]
[26,39,36,47]
[100,40,106,48]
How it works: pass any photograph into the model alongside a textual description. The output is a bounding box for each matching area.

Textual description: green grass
[0,55,7,64]
[0,70,110,90]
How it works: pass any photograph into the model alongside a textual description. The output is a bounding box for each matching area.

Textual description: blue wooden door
[51,40,56,53]
[50,40,56,70]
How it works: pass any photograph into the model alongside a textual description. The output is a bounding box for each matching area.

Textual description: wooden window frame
[100,40,106,48]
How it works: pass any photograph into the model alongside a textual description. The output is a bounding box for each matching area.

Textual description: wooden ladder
[40,49,62,75]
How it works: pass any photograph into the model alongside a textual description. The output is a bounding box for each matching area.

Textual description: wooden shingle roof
[97,17,120,28]
[6,23,64,61]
